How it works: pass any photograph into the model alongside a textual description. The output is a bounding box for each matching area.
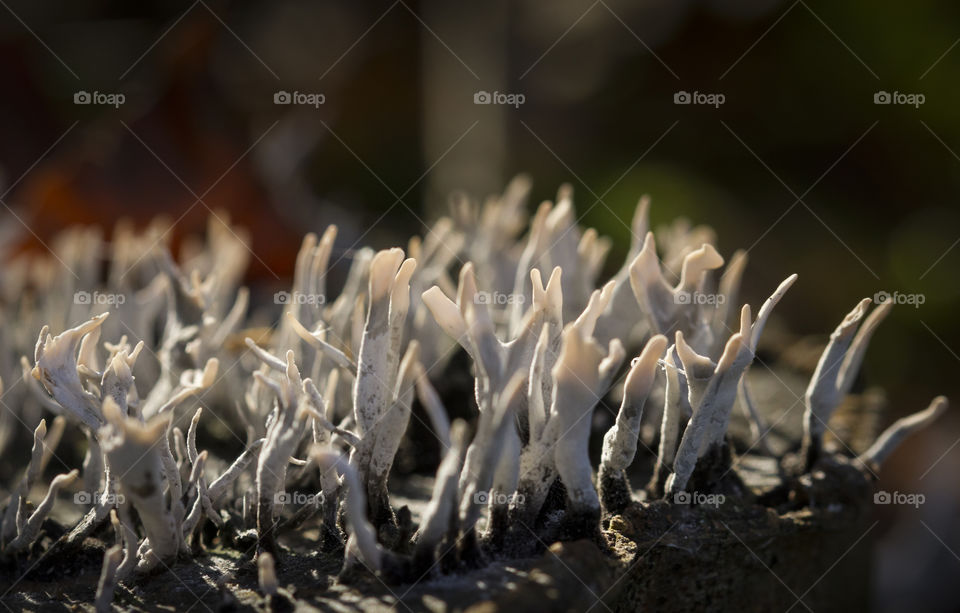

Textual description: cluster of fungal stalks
[0,177,947,609]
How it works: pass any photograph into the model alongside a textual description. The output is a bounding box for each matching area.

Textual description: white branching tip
[25,419,48,493]
[187,407,203,465]
[547,266,564,312]
[200,358,219,388]
[456,263,481,317]
[627,233,673,331]
[32,313,110,430]
[530,266,563,326]
[390,258,417,315]
[208,438,265,503]
[573,280,616,338]
[40,416,65,476]
[601,335,667,472]
[258,551,279,596]
[285,312,357,371]
[716,333,744,375]
[95,545,123,613]
[369,248,405,302]
[837,300,892,398]
[553,326,604,391]
[182,451,210,536]
[678,243,724,294]
[804,298,875,448]
[6,469,79,553]
[630,196,651,252]
[631,232,661,282]
[627,335,668,403]
[78,325,102,377]
[859,396,948,469]
[100,351,135,415]
[421,286,467,343]
[155,358,219,416]
[246,337,286,372]
[284,350,302,397]
[675,331,715,379]
[750,273,798,352]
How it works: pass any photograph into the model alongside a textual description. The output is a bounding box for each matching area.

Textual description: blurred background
[0,0,957,609]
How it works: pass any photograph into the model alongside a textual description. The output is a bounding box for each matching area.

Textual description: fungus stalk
[801,299,888,469]
[314,450,386,574]
[550,324,624,537]
[858,396,948,470]
[253,351,309,557]
[99,398,180,570]
[598,334,667,514]
[350,249,416,528]
[95,545,123,613]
